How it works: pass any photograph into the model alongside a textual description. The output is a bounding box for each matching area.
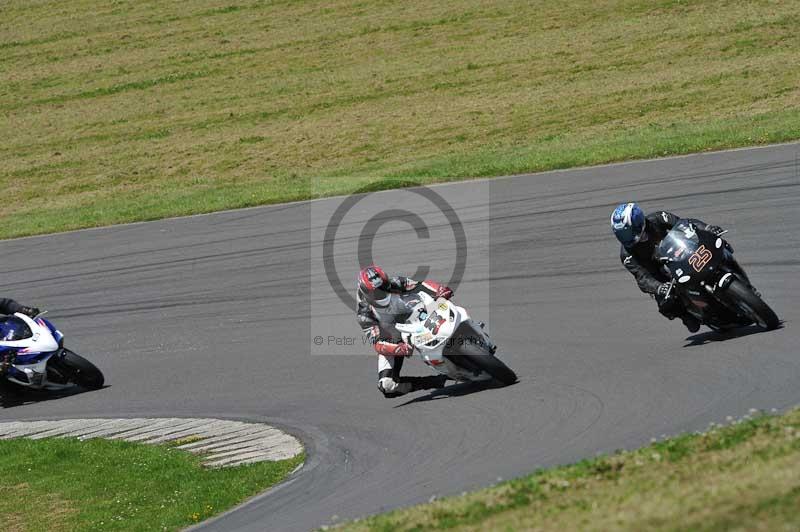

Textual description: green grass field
[2,0,799,238]
[339,407,800,531]
[0,437,302,531]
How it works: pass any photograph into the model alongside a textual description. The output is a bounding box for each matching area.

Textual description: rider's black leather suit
[619,211,710,319]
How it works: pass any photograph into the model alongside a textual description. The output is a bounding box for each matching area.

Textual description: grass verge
[0,437,302,531]
[338,407,800,531]
[2,0,800,238]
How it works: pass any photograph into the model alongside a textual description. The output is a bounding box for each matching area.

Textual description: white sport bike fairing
[395,293,517,385]
[0,313,104,391]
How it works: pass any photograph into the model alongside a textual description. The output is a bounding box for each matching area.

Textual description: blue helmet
[611,202,646,247]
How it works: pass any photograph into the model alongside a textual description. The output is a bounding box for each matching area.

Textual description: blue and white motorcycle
[0,313,104,390]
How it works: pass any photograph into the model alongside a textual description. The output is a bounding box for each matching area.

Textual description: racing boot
[680,313,701,333]
[378,376,413,398]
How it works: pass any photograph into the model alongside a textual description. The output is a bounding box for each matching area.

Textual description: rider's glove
[395,342,413,357]
[19,306,40,318]
[706,225,725,237]
[655,282,671,299]
[434,285,453,300]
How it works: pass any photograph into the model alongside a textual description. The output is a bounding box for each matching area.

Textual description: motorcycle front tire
[51,349,104,389]
[723,279,780,331]
[455,341,517,385]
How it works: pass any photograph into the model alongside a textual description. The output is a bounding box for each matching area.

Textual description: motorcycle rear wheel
[50,349,104,389]
[724,279,779,331]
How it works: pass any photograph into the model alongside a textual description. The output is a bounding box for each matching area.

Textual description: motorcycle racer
[356,265,453,398]
[610,203,727,333]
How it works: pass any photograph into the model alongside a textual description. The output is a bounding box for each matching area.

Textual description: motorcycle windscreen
[0,316,33,341]
[657,223,701,264]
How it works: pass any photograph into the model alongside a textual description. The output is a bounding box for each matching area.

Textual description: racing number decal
[424,314,446,335]
[688,245,713,272]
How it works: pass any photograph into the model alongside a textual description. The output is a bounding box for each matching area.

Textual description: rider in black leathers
[612,204,726,332]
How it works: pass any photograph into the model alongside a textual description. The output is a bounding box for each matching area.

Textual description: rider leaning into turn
[0,298,40,374]
[610,203,727,333]
[356,265,453,398]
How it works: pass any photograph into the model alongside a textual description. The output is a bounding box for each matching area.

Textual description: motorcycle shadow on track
[394,379,516,409]
[0,380,108,409]
[683,322,785,348]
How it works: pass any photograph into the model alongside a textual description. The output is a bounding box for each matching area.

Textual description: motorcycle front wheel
[723,279,780,331]
[49,349,104,389]
[453,342,517,385]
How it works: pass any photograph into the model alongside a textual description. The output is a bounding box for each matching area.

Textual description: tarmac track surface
[1,143,798,531]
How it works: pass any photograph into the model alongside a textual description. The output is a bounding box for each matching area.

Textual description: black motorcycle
[657,220,779,332]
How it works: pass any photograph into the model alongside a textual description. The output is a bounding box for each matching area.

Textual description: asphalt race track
[1,143,798,531]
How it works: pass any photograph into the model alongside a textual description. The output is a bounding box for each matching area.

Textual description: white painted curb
[0,418,303,468]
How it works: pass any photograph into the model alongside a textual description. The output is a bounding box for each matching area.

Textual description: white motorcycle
[395,293,517,385]
[0,313,104,391]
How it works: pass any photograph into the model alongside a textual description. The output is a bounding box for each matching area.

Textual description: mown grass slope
[2,0,799,237]
[339,408,800,531]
